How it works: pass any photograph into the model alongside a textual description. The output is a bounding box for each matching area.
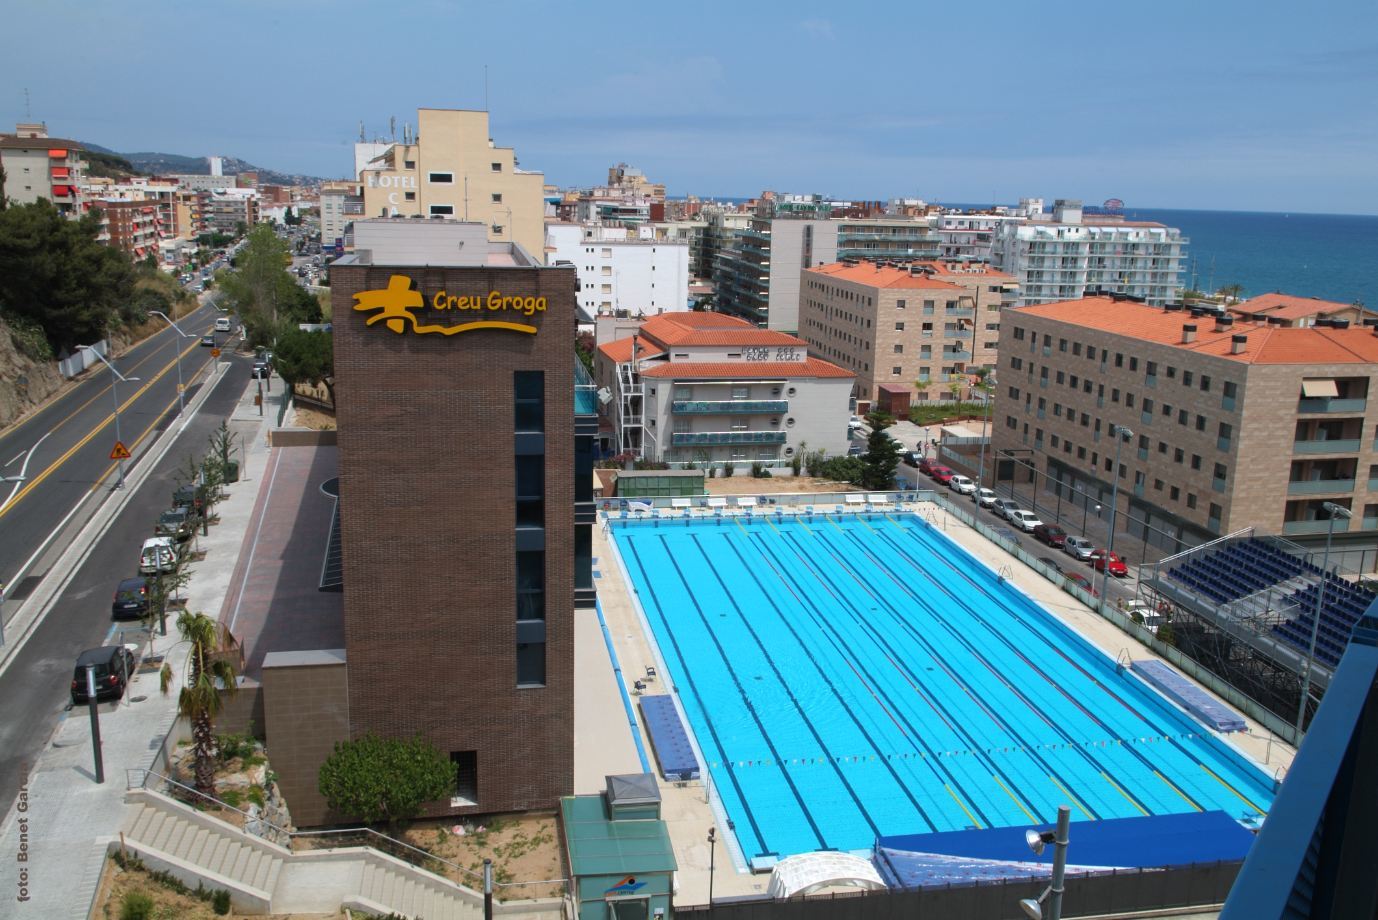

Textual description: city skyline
[4,0,1376,215]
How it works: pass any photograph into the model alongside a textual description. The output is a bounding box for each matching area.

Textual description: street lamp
[976,388,992,489]
[1295,501,1351,737]
[707,826,717,906]
[79,345,141,490]
[1018,806,1070,920]
[149,310,194,422]
[1100,426,1133,604]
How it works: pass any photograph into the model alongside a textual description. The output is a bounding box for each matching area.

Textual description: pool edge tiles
[607,511,1275,860]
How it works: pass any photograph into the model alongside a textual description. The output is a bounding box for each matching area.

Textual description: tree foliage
[273,327,334,405]
[861,410,901,490]
[160,610,238,798]
[0,200,135,353]
[318,733,456,834]
[216,225,320,345]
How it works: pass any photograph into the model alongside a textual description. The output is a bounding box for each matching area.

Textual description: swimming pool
[610,512,1274,861]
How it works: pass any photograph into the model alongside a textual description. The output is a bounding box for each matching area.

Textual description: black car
[71,646,136,704]
[200,334,216,347]
[155,507,193,542]
[251,359,272,379]
[901,451,919,468]
[111,577,149,619]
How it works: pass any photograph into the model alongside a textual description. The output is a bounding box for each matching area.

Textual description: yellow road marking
[1101,771,1149,815]
[89,387,192,490]
[1199,764,1266,815]
[1155,770,1202,811]
[945,784,982,829]
[0,342,205,520]
[1047,775,1094,820]
[991,774,1037,823]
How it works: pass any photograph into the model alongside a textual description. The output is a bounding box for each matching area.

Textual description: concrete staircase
[118,788,562,918]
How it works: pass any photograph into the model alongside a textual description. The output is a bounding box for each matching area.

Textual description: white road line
[227,446,282,635]
[4,452,22,468]
[0,430,54,515]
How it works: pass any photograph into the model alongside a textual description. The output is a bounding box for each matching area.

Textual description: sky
[4,0,1376,214]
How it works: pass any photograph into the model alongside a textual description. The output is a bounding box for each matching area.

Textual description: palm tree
[913,375,931,403]
[947,379,964,403]
[161,611,238,798]
[1217,283,1245,304]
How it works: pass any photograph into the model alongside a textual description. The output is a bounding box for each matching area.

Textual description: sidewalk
[0,378,277,919]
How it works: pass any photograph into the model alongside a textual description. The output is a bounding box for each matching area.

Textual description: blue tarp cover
[1132,659,1248,732]
[639,695,700,781]
[875,810,1256,889]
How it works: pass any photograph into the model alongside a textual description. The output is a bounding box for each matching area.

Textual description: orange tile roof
[637,311,803,348]
[597,338,663,363]
[1231,292,1358,322]
[640,358,854,379]
[907,260,1016,282]
[807,262,963,290]
[1016,297,1378,365]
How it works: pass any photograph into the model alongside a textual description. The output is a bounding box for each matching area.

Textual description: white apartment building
[546,222,690,318]
[0,123,86,216]
[938,212,1025,262]
[320,180,363,250]
[593,312,853,465]
[994,199,1187,306]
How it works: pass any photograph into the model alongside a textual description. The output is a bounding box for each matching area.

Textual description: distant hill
[77,142,323,187]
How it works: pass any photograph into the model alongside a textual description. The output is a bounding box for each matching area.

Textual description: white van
[214,317,232,333]
[139,537,178,575]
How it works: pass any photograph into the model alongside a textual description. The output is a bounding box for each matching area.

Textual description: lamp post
[1100,426,1133,605]
[976,388,992,490]
[149,310,193,422]
[1295,501,1351,737]
[707,826,717,906]
[79,345,141,490]
[1019,805,1070,920]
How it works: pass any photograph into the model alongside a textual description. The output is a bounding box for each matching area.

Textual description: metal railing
[671,400,789,414]
[671,431,787,446]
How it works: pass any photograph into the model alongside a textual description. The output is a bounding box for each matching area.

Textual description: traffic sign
[110,441,132,460]
[211,348,222,358]
[177,383,185,393]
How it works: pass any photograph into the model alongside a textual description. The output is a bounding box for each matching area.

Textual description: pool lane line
[620,537,773,859]
[889,522,1200,817]
[1046,775,1095,820]
[717,530,942,835]
[1198,763,1266,816]
[654,536,830,852]
[761,524,1006,828]
[798,520,1064,824]
[946,785,983,829]
[701,533,886,840]
[990,774,1038,823]
[1101,771,1150,816]
[1153,770,1203,812]
[594,598,653,775]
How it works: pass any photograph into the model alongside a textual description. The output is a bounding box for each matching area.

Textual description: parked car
[111,576,149,620]
[929,466,955,485]
[71,646,137,704]
[848,416,865,431]
[1009,509,1043,532]
[1064,572,1099,597]
[1090,550,1130,577]
[214,316,232,332]
[973,487,998,509]
[251,358,272,379]
[1038,556,1064,574]
[1033,524,1068,548]
[948,474,977,495]
[155,508,193,542]
[901,451,920,468]
[200,334,216,347]
[1063,536,1096,561]
[989,526,1020,544]
[918,456,939,476]
[992,498,1022,520]
[139,536,179,575]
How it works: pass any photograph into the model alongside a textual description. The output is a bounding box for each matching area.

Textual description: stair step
[401,879,418,915]
[184,828,210,863]
[227,844,251,881]
[128,806,155,840]
[263,858,283,900]
[158,817,187,854]
[378,868,395,906]
[361,862,379,900]
[240,850,263,886]
[250,852,275,891]
[205,837,231,875]
[147,813,173,850]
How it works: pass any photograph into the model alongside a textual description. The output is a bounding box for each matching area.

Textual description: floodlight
[1025,828,1046,855]
[1019,896,1044,919]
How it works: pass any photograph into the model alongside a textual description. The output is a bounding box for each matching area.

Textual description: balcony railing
[671,431,787,446]
[1298,397,1368,414]
[1287,478,1356,495]
[574,359,598,416]
[671,400,788,414]
[1283,519,1352,536]
[1293,438,1361,455]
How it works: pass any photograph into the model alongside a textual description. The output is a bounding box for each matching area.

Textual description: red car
[918,456,939,476]
[929,466,954,485]
[1064,572,1099,597]
[1090,550,1129,577]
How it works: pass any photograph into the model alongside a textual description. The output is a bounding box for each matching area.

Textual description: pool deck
[582,499,1296,904]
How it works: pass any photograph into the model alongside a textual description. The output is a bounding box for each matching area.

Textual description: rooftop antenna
[358,120,365,143]
[23,87,32,119]
[389,115,396,141]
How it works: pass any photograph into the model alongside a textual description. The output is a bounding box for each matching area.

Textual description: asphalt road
[0,351,251,815]
[0,299,228,610]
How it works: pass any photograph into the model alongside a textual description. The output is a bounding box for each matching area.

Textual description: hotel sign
[353,274,546,336]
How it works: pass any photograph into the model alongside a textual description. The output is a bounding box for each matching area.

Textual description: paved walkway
[0,378,276,919]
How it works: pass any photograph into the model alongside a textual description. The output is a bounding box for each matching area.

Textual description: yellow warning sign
[110,441,131,460]
[211,348,222,358]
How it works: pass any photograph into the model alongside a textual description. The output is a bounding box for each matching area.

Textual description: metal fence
[57,338,107,378]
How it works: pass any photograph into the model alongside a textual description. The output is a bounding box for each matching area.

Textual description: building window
[492,193,503,203]
[515,456,544,527]
[894,344,903,354]
[1183,370,1194,387]
[1191,454,1202,470]
[895,321,905,331]
[1187,493,1198,509]
[491,162,502,172]
[428,171,454,183]
[517,642,546,686]
[897,299,906,309]
[403,160,416,169]
[429,204,454,216]
[1200,375,1212,392]
[517,551,545,621]
[404,191,416,201]
[515,371,544,432]
[892,366,903,376]
[1170,485,1180,500]
[451,751,478,804]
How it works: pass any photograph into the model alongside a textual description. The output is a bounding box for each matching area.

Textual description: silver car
[973,487,998,509]
[1064,536,1096,561]
[992,499,1022,520]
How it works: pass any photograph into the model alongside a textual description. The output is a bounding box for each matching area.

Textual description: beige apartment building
[799,260,1017,414]
[995,296,1378,556]
[357,108,545,257]
[0,123,85,216]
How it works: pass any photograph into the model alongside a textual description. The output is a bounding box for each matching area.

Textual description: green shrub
[212,888,231,915]
[246,784,266,808]
[723,462,735,478]
[120,891,154,920]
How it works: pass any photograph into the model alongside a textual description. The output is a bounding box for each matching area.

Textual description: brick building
[327,219,593,816]
[91,199,162,260]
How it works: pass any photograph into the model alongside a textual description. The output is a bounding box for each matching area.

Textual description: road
[0,299,230,617]
[0,349,251,816]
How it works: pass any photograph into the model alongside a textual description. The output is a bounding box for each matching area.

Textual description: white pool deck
[576,499,1295,905]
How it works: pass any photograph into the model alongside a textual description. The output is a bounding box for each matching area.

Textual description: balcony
[1298,397,1368,414]
[671,400,788,414]
[943,308,974,319]
[1284,519,1353,536]
[1287,478,1356,495]
[1293,438,1361,455]
[574,359,598,416]
[943,350,972,361]
[671,431,787,446]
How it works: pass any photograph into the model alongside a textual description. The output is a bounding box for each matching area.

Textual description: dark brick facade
[330,261,577,816]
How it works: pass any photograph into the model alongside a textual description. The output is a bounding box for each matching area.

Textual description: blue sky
[5,0,1376,213]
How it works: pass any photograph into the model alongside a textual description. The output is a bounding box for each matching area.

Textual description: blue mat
[639,695,700,781]
[1132,660,1247,732]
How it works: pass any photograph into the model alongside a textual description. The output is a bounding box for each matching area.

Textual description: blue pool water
[611,513,1275,860]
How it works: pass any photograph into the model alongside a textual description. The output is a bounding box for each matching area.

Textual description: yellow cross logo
[352,274,422,333]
